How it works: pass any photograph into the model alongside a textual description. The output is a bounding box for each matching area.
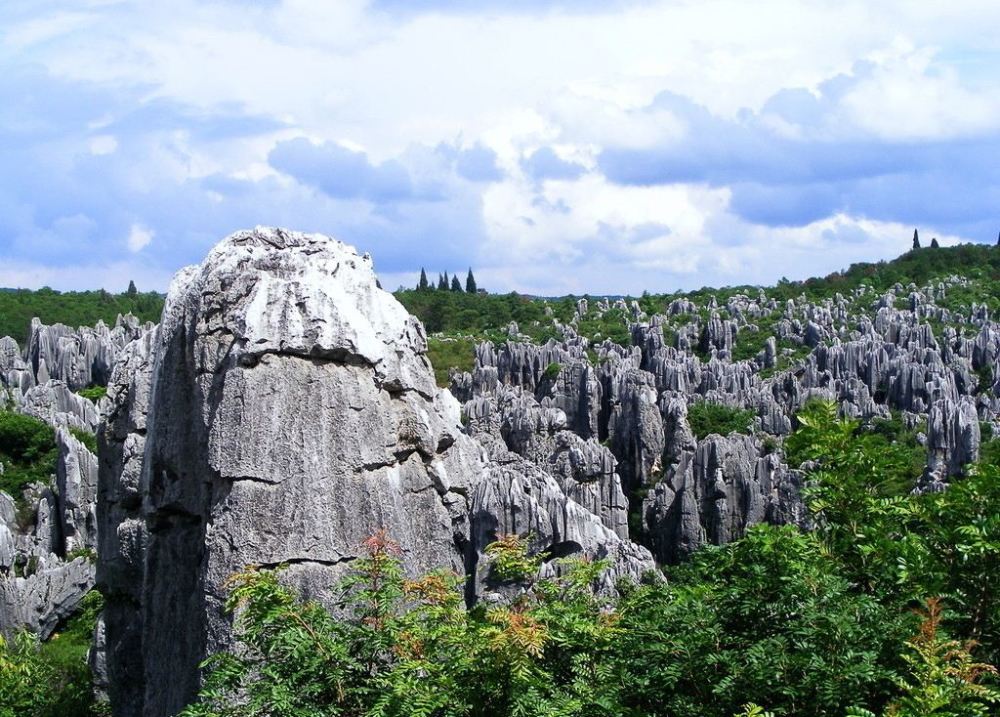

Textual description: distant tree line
[0,281,164,344]
[417,268,479,294]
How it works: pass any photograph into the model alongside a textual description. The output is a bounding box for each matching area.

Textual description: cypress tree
[418,268,429,291]
[996,231,999,247]
[930,237,940,248]
[451,275,462,292]
[126,279,138,297]
[466,268,477,294]
[437,273,448,291]
[912,229,920,250]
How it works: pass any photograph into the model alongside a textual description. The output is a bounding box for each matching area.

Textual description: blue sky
[1,1,999,294]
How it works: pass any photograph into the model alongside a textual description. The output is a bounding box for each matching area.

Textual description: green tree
[418,268,429,291]
[126,280,138,297]
[912,229,920,250]
[465,269,477,294]
[451,275,463,292]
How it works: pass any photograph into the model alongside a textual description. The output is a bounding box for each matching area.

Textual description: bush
[0,591,107,717]
[76,386,108,403]
[425,337,477,387]
[0,410,58,505]
[686,401,754,440]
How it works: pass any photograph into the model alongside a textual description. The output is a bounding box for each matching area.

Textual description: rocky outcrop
[56,428,99,554]
[643,434,805,563]
[0,555,94,640]
[25,315,145,391]
[96,227,653,717]
[922,396,981,490]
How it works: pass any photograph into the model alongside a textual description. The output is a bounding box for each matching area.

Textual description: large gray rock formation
[643,434,805,563]
[96,227,653,717]
[25,315,145,391]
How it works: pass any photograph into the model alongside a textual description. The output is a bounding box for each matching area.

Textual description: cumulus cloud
[269,137,415,201]
[127,223,154,252]
[2,0,1000,294]
[522,147,588,182]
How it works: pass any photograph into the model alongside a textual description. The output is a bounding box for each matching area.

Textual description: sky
[1,1,999,295]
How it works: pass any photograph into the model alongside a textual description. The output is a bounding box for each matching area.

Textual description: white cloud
[2,0,1000,292]
[88,134,117,155]
[127,223,154,252]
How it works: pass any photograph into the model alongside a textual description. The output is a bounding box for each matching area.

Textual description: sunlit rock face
[97,227,653,717]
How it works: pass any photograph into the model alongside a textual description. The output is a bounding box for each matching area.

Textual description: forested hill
[3,241,998,346]
[0,287,164,344]
[396,242,1000,336]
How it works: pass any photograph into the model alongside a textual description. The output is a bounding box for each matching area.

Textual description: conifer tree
[912,229,920,250]
[930,237,940,248]
[418,268,429,291]
[127,279,138,297]
[466,268,477,294]
[437,273,448,291]
[996,231,999,247]
[450,275,462,292]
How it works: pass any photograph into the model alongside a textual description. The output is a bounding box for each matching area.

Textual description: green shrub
[68,427,98,455]
[425,337,477,388]
[542,362,561,381]
[76,386,108,403]
[687,401,754,439]
[0,410,58,505]
[0,591,107,717]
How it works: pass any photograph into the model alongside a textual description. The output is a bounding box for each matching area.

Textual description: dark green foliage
[931,237,940,248]
[913,228,920,250]
[0,410,58,506]
[395,289,551,336]
[126,280,138,297]
[181,402,1000,716]
[183,533,623,717]
[0,287,163,345]
[76,385,108,402]
[465,269,477,294]
[438,273,449,291]
[418,268,429,291]
[541,362,561,381]
[785,401,923,495]
[0,590,108,717]
[425,337,477,387]
[616,526,909,717]
[686,401,754,439]
[789,400,1000,665]
[451,275,463,292]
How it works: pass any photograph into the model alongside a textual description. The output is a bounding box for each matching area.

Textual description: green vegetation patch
[68,427,98,455]
[425,337,477,388]
[76,386,108,403]
[687,401,754,439]
[0,410,57,506]
[0,287,163,344]
[0,590,109,717]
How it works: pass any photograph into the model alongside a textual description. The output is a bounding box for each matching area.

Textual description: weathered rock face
[0,554,94,640]
[643,435,805,563]
[0,388,102,642]
[922,396,981,490]
[97,228,653,717]
[56,428,100,554]
[26,316,145,391]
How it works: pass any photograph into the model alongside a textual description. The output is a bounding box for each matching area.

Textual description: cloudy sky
[1,0,998,295]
